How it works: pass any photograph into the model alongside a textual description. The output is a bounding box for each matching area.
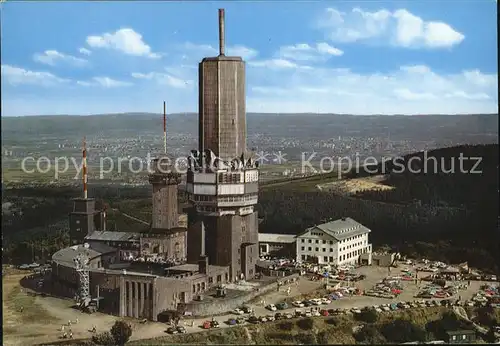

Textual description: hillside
[2,144,498,272]
[258,144,499,272]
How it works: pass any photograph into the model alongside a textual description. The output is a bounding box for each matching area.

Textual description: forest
[2,144,498,272]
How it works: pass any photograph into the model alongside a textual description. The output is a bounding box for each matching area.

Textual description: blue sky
[1,1,498,116]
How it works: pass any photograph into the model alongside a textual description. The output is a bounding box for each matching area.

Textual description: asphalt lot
[5,264,492,344]
[149,264,489,337]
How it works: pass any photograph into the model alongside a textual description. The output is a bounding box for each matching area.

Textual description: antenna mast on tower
[82,137,88,199]
[163,101,167,155]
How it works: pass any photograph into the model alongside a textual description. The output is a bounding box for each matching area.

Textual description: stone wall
[183,273,299,316]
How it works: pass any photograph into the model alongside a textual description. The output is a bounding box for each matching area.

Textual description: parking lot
[247,264,489,319]
[4,262,496,344]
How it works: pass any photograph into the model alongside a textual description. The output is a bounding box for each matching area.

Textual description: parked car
[312,298,322,306]
[233,308,244,315]
[295,309,303,317]
[248,316,259,324]
[242,306,254,314]
[166,327,178,334]
[211,320,220,328]
[292,301,305,308]
[274,312,283,320]
[321,297,332,304]
[284,313,294,319]
[227,318,237,325]
[303,300,313,307]
[311,310,321,317]
[266,304,277,311]
[320,309,329,316]
[202,321,212,329]
[236,317,246,324]
[259,316,268,323]
[276,302,289,310]
[303,310,312,317]
[266,315,275,321]
[176,326,187,334]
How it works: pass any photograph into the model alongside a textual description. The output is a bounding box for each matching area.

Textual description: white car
[321,297,332,304]
[303,311,312,317]
[311,310,321,317]
[292,301,305,308]
[266,304,277,311]
[232,308,244,315]
[312,299,322,306]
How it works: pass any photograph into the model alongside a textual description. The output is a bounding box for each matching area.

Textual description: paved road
[113,208,149,225]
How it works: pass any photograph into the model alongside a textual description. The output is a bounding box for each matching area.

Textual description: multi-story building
[295,217,372,265]
[186,9,259,282]
[198,9,246,160]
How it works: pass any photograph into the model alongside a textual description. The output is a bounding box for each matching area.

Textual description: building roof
[258,233,296,244]
[297,217,371,241]
[85,231,141,242]
[201,56,243,62]
[445,330,476,336]
[52,243,117,268]
[167,263,200,272]
[146,227,187,236]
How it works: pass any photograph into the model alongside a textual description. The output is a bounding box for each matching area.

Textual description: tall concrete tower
[198,8,246,161]
[186,9,259,282]
[149,102,182,231]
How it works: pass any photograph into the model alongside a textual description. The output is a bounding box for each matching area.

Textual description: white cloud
[86,28,161,58]
[226,45,259,60]
[278,42,343,62]
[1,65,70,86]
[79,47,92,56]
[247,64,497,114]
[393,88,437,100]
[249,59,311,70]
[33,50,88,67]
[318,7,465,48]
[77,77,133,88]
[182,42,217,56]
[131,71,193,89]
[181,42,258,60]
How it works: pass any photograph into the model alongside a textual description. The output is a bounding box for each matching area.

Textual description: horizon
[2,112,499,119]
[1,1,498,116]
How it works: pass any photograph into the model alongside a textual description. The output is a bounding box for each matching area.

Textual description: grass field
[261,170,341,192]
[3,268,59,345]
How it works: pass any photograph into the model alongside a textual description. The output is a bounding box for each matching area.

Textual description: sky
[1,1,498,116]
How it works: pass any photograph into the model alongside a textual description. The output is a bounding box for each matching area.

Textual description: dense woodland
[2,144,499,272]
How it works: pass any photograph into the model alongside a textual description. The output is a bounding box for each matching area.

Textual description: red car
[320,309,329,316]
